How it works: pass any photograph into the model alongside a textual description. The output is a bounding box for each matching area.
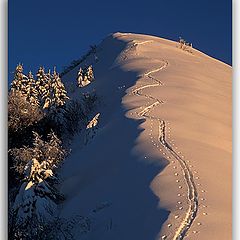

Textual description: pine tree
[42,70,52,109]
[25,71,39,106]
[77,67,84,87]
[36,67,50,109]
[12,157,57,225]
[11,64,23,91]
[51,68,69,109]
[11,64,30,95]
[11,131,65,226]
[10,65,40,110]
[36,67,69,110]
[47,131,66,167]
[77,65,94,88]
[86,65,94,82]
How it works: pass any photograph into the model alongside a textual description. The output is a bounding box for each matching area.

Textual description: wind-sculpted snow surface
[60,32,231,240]
[129,46,198,238]
[158,120,198,240]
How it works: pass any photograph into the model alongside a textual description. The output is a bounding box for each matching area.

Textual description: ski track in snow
[128,41,199,240]
[158,120,198,240]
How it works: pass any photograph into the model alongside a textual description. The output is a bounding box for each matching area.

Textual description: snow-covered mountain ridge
[60,32,231,240]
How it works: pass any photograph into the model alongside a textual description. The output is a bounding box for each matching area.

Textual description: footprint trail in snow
[128,41,199,240]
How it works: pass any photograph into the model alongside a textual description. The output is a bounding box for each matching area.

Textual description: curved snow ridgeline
[130,54,198,239]
[61,32,231,240]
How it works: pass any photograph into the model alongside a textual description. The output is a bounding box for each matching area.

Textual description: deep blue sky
[9,0,232,81]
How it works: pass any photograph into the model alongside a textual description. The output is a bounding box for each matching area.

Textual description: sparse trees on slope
[60,44,98,77]
[77,65,95,87]
[178,37,193,53]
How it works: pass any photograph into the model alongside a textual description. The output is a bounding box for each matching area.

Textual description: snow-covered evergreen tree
[35,67,50,109]
[42,70,52,109]
[77,65,94,88]
[77,67,84,87]
[11,64,30,96]
[25,71,39,106]
[35,67,69,110]
[11,64,24,91]
[86,65,94,82]
[50,68,69,109]
[11,131,65,226]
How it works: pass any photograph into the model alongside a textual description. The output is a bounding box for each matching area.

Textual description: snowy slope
[60,32,231,240]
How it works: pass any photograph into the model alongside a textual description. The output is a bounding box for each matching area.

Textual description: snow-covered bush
[9,214,91,240]
[62,99,86,136]
[8,90,44,133]
[61,91,98,137]
[178,37,193,53]
[82,91,98,114]
[8,89,44,187]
